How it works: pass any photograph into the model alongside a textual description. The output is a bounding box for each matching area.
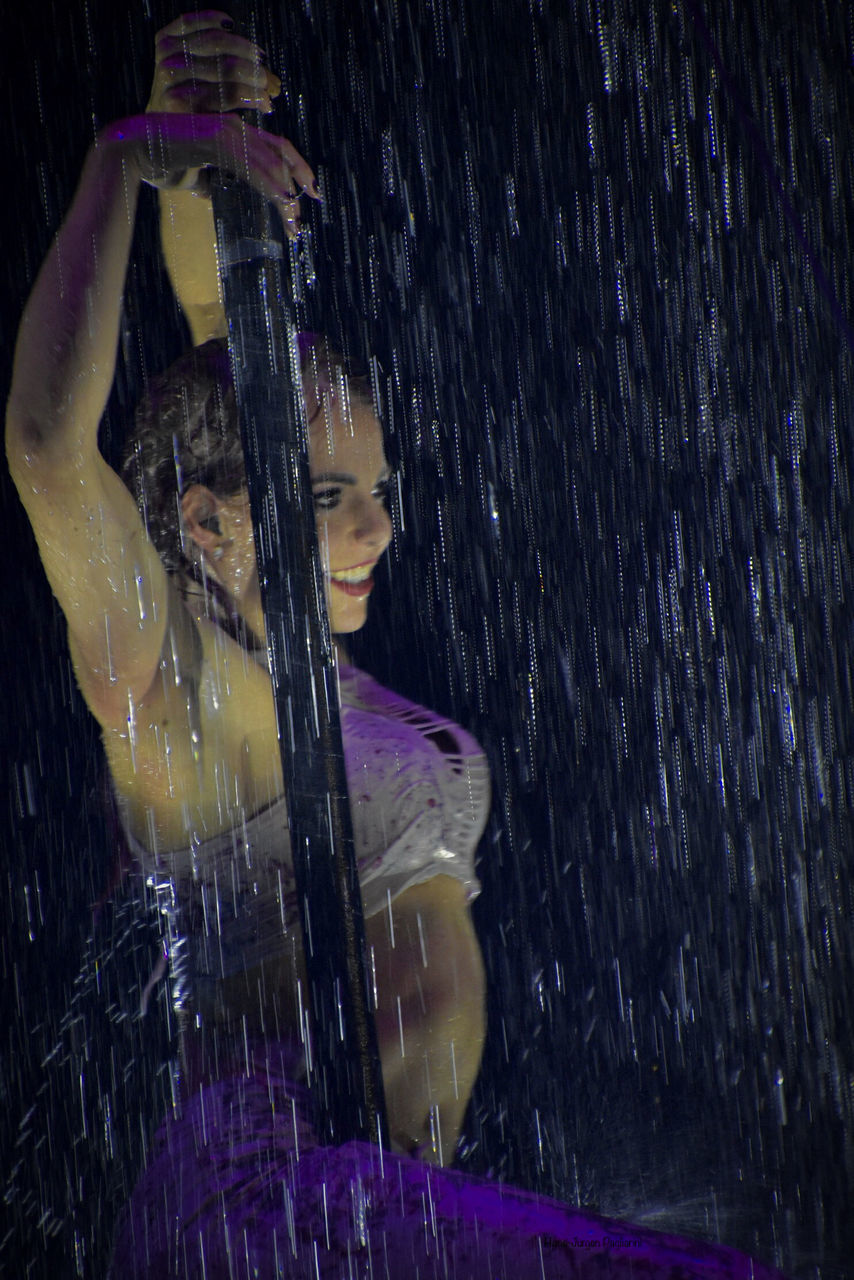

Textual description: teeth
[331,565,372,583]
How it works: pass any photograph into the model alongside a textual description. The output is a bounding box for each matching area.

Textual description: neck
[193,565,352,666]
[239,579,267,645]
[235,582,351,667]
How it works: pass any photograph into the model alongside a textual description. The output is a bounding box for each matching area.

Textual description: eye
[372,476,392,502]
[312,486,341,511]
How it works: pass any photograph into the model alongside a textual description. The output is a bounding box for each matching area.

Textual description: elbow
[5,404,45,488]
[5,402,85,492]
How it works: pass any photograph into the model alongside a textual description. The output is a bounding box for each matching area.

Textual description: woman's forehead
[308,398,387,469]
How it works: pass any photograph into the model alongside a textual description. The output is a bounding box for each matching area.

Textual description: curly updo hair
[121,335,374,575]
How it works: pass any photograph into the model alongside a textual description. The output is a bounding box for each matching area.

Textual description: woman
[6,18,790,1279]
[7,103,487,1149]
[137,27,489,1166]
[117,329,491,1158]
[6,95,488,1260]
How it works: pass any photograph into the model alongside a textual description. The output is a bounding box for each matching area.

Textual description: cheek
[315,512,344,561]
[313,518,332,567]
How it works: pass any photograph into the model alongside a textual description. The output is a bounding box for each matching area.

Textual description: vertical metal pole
[210,175,387,1147]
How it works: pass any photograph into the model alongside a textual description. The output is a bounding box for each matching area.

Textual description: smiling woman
[125,334,394,644]
[3,9,799,1279]
[109,328,490,1167]
[5,67,490,1188]
[308,391,393,632]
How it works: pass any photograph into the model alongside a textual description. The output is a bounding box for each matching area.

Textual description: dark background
[2,1,854,1276]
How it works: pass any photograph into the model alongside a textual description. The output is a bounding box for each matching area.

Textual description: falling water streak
[2,0,853,1274]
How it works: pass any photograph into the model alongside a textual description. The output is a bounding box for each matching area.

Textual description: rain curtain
[1,1,853,1275]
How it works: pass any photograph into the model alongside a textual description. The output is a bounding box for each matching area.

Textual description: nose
[353,496,393,550]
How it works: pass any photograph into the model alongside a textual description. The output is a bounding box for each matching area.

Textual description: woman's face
[309,393,393,634]
[197,387,393,636]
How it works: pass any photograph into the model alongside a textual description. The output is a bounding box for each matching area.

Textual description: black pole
[209,174,387,1148]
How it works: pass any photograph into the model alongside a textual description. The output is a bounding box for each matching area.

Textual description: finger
[156,29,259,65]
[160,80,271,113]
[254,136,319,201]
[158,27,264,61]
[268,135,321,200]
[244,142,301,201]
[242,127,312,184]
[229,127,314,209]
[138,113,312,208]
[155,21,244,73]
[158,51,268,92]
[277,200,303,242]
[155,10,237,40]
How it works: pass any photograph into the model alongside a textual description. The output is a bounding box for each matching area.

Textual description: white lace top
[121,663,491,981]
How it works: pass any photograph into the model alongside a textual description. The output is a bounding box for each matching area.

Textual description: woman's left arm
[367,876,486,1163]
[147,11,319,346]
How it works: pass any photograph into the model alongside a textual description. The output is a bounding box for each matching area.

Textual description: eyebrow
[311,468,392,486]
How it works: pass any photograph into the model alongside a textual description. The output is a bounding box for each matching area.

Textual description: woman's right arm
[6,126,170,728]
[6,114,304,729]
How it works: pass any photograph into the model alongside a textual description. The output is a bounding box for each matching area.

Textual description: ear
[181,485,225,556]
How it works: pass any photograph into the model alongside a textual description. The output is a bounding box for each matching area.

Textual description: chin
[331,618,367,635]
[330,605,369,635]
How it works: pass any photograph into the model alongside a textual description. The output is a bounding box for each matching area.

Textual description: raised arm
[6,113,305,729]
[148,10,319,345]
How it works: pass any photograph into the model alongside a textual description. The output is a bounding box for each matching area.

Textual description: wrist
[95,116,206,194]
[84,125,141,197]
[143,96,208,193]
[92,118,145,177]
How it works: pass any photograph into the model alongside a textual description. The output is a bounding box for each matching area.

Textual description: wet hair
[121,335,375,576]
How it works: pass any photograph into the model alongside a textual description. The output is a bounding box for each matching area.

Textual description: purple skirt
[110,1041,789,1279]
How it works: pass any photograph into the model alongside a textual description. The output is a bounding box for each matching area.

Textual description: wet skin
[6,34,486,1163]
[107,394,484,1161]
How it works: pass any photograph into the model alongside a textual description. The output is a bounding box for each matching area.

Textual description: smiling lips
[328,562,376,597]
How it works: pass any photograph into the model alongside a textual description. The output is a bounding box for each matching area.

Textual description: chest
[106,627,489,868]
